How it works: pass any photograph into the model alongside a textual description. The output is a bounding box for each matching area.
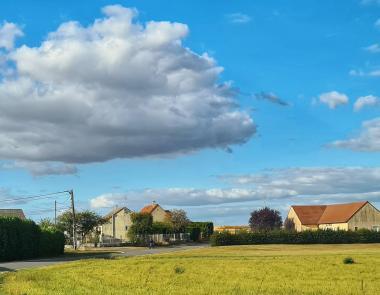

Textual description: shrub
[186,226,201,242]
[39,229,65,257]
[188,222,214,240]
[151,222,173,234]
[210,229,380,246]
[343,257,355,264]
[0,217,65,262]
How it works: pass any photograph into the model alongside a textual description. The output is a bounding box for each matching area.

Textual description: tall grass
[2,244,380,295]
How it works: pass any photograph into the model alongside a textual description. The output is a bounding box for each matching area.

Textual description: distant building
[0,209,26,220]
[100,207,133,243]
[214,225,251,234]
[287,201,380,232]
[140,202,171,223]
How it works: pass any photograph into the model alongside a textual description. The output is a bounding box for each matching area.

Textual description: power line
[0,190,69,203]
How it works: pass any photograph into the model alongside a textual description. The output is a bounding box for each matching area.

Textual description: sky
[1,0,380,225]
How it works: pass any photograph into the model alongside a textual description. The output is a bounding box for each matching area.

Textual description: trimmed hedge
[187,227,201,242]
[0,217,65,262]
[210,229,380,246]
[189,222,214,240]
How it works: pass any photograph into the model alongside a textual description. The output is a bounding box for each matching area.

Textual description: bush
[343,257,355,264]
[210,229,380,246]
[188,222,214,240]
[151,222,173,234]
[39,229,65,257]
[0,217,65,262]
[186,227,201,242]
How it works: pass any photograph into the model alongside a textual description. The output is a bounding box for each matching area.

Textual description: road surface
[0,244,208,272]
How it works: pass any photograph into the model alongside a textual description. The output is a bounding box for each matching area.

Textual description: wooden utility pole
[54,200,57,225]
[69,190,77,250]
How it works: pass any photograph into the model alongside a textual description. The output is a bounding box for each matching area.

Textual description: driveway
[0,244,208,272]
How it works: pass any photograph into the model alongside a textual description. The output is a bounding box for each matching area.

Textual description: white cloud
[364,44,380,53]
[91,167,380,208]
[318,91,349,109]
[349,69,380,77]
[2,161,77,176]
[226,13,251,24]
[0,21,23,50]
[330,118,380,151]
[90,187,297,208]
[0,5,255,168]
[361,0,380,5]
[354,95,380,111]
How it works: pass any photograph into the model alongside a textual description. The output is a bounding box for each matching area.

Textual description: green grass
[2,244,380,294]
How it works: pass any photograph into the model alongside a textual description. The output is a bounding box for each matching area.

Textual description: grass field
[1,244,380,294]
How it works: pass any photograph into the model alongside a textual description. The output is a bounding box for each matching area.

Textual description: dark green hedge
[187,227,201,242]
[0,217,65,262]
[187,222,214,240]
[210,229,380,246]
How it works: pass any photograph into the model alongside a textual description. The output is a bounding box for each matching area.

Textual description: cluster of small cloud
[364,44,380,53]
[0,5,256,175]
[354,95,380,111]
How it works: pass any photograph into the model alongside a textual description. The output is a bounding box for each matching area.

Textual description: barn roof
[0,209,26,220]
[291,201,368,225]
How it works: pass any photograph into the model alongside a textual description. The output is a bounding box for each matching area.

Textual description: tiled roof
[0,209,26,220]
[291,205,326,225]
[291,201,368,225]
[318,201,368,224]
[140,204,159,214]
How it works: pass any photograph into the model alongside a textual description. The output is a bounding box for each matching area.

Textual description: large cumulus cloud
[0,5,255,168]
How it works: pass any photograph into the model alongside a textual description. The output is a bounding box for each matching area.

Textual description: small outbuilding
[287,201,380,232]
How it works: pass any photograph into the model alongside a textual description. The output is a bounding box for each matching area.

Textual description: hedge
[210,229,380,246]
[187,227,201,242]
[0,217,65,262]
[187,222,214,240]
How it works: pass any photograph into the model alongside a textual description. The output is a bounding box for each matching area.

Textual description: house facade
[287,201,380,232]
[140,202,171,222]
[100,207,133,243]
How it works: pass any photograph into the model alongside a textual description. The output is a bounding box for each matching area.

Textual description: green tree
[169,209,190,233]
[57,210,104,244]
[128,212,153,241]
[38,218,56,231]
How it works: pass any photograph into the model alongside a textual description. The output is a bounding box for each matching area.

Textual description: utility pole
[69,190,77,250]
[54,200,57,225]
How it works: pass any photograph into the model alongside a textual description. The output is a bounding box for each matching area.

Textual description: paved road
[0,244,208,272]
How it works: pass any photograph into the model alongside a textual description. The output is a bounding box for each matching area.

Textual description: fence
[99,233,190,247]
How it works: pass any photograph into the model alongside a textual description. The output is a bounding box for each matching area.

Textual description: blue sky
[1,0,380,225]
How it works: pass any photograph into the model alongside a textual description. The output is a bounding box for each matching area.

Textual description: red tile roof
[140,204,159,214]
[0,209,26,220]
[291,201,368,225]
[292,205,326,225]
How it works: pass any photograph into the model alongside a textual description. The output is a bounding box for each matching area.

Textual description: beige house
[100,207,133,243]
[140,202,171,222]
[287,201,380,232]
[0,209,26,219]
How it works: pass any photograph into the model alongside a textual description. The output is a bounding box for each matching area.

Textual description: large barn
[287,201,380,232]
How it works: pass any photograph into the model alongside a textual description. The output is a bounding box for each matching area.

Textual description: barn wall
[286,208,318,232]
[152,206,170,223]
[348,203,380,231]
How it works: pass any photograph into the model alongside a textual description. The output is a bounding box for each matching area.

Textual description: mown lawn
[1,244,380,295]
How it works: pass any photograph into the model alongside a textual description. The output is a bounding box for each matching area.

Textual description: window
[372,226,380,232]
[354,227,358,231]
[125,225,128,231]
